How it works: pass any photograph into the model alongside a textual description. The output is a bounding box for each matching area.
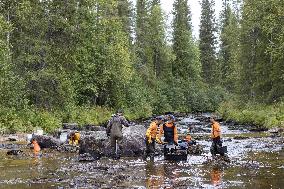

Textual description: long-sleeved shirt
[107,115,129,137]
[211,121,221,139]
[145,121,159,139]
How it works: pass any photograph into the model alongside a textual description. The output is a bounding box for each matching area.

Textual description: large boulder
[32,135,62,149]
[79,125,147,160]
[121,125,147,156]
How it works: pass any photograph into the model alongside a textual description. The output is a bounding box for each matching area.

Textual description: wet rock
[224,138,232,142]
[57,144,79,153]
[79,131,110,160]
[78,153,100,161]
[0,143,28,150]
[193,134,210,141]
[6,149,23,155]
[121,125,147,156]
[249,127,268,132]
[269,128,283,134]
[79,125,147,160]
[7,136,18,141]
[83,124,106,131]
[233,136,249,140]
[203,155,230,167]
[187,144,204,155]
[32,135,61,149]
[245,144,253,148]
[242,161,260,169]
[62,123,80,130]
[190,126,211,133]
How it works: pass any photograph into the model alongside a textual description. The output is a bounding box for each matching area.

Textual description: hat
[156,116,163,120]
[167,114,176,122]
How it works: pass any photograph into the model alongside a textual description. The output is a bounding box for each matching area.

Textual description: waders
[114,139,120,159]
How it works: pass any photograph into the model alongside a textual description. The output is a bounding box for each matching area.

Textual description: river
[0,115,283,189]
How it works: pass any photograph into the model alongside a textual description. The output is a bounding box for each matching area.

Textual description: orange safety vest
[74,132,80,141]
[211,121,221,138]
[158,122,178,143]
[32,140,41,152]
[146,121,159,139]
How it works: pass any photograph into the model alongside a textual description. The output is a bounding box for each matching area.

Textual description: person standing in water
[106,109,130,159]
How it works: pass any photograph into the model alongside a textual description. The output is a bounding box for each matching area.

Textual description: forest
[0,0,283,133]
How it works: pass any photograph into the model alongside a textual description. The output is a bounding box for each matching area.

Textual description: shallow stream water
[0,116,283,189]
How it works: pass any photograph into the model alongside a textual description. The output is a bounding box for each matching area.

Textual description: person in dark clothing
[106,109,129,158]
[156,114,178,145]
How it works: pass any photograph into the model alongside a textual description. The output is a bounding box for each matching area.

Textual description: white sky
[133,0,223,38]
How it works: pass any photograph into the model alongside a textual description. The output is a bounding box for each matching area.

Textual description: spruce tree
[199,0,217,84]
[148,0,170,78]
[219,0,240,92]
[172,0,200,81]
[117,0,134,43]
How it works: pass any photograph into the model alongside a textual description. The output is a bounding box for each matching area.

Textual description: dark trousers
[210,137,224,156]
[145,139,155,157]
[110,135,123,155]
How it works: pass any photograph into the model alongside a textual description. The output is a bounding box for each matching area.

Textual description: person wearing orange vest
[145,116,164,159]
[157,115,178,145]
[210,116,224,157]
[69,131,80,145]
[31,139,41,156]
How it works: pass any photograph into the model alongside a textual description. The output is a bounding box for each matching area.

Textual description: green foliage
[218,100,284,128]
[64,106,111,126]
[218,2,241,92]
[0,0,283,133]
[199,0,218,84]
[239,0,284,102]
[172,0,201,81]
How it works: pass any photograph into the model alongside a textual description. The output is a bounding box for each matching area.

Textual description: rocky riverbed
[0,113,283,189]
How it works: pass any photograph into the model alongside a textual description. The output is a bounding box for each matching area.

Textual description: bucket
[27,134,33,142]
[60,132,68,143]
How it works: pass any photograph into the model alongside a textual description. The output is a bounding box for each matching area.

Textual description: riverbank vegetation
[0,0,283,133]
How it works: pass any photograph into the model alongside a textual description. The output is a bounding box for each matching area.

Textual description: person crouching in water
[157,115,178,145]
[31,138,41,156]
[210,116,224,157]
[106,109,129,159]
[69,131,80,145]
[145,116,164,159]
[185,127,196,146]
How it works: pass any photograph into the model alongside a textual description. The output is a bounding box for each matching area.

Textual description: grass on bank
[218,100,284,129]
[0,106,152,134]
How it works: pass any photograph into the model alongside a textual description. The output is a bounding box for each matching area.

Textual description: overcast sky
[132,0,223,38]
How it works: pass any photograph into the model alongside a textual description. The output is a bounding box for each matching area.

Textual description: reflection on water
[0,129,284,189]
[210,167,222,187]
[145,161,165,188]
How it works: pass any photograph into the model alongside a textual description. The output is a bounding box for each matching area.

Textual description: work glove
[156,138,162,144]
[147,136,152,144]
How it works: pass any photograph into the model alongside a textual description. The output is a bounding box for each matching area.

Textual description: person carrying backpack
[106,109,129,158]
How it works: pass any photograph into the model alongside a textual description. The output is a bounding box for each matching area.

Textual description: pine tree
[199,0,217,84]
